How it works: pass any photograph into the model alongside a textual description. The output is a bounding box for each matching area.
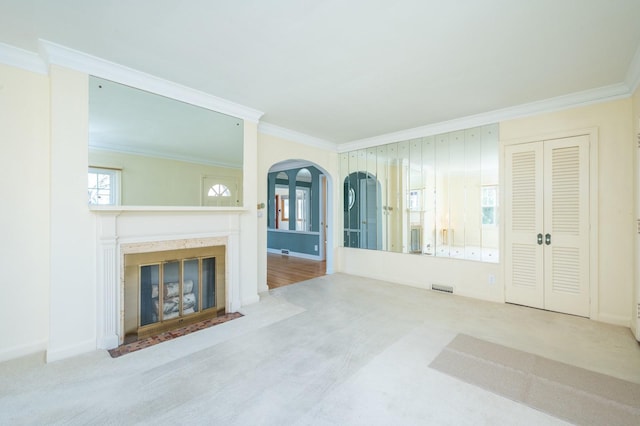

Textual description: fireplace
[122,245,226,342]
[94,210,246,351]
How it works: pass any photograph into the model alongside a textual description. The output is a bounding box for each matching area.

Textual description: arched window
[207,184,231,197]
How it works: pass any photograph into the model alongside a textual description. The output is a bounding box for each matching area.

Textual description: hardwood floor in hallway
[267,253,326,289]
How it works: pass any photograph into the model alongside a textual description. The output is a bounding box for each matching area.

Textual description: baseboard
[46,338,96,363]
[267,248,322,261]
[595,313,630,327]
[0,339,47,363]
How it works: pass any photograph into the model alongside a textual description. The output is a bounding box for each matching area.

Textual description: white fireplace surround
[95,211,242,350]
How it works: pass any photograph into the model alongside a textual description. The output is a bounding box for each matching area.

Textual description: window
[296,188,310,231]
[88,167,120,205]
[207,184,231,197]
[481,186,498,225]
[409,190,420,211]
[201,176,238,207]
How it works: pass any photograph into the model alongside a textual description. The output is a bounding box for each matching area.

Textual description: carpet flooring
[2,274,639,425]
[429,334,640,426]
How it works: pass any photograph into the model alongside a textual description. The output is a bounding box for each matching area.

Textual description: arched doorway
[266,160,333,288]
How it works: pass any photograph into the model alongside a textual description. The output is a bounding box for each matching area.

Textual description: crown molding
[89,145,241,169]
[258,122,337,151]
[0,42,47,74]
[625,43,640,94]
[38,39,264,122]
[339,82,631,152]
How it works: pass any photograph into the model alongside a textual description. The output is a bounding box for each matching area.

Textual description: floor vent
[431,284,454,294]
[281,249,290,255]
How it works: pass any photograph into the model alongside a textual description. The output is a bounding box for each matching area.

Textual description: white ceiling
[2,0,640,145]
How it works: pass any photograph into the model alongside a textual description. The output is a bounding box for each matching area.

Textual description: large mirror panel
[340,124,499,263]
[88,76,244,207]
[464,128,482,261]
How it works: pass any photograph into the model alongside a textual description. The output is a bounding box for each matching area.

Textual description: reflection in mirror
[295,168,312,231]
[464,128,482,260]
[274,172,289,229]
[422,137,436,255]
[340,124,499,263]
[88,76,244,207]
[375,145,388,250]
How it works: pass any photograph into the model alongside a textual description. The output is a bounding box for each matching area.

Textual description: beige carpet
[429,334,640,426]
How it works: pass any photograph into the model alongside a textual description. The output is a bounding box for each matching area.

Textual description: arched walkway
[266,159,333,288]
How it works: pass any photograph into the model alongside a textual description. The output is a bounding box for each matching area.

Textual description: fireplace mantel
[95,211,242,350]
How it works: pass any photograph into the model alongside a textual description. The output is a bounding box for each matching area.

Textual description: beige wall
[257,133,339,291]
[341,99,635,325]
[89,149,242,206]
[48,65,97,361]
[0,64,51,361]
[500,98,634,325]
[632,87,640,339]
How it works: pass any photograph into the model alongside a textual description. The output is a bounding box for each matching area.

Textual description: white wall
[240,120,259,305]
[257,132,339,292]
[48,65,97,361]
[341,247,503,302]
[632,87,640,339]
[0,64,51,361]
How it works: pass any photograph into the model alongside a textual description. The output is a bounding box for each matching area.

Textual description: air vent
[431,284,454,294]
[637,303,640,320]
[637,219,640,235]
[281,249,290,255]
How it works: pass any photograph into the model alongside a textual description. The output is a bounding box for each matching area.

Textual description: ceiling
[2,0,640,145]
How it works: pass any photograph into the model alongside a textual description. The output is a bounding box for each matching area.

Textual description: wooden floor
[267,253,326,289]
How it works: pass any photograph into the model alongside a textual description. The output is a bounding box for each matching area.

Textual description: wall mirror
[340,123,499,263]
[87,76,244,207]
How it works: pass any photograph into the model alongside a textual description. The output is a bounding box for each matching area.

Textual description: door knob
[537,233,543,245]
[545,233,551,245]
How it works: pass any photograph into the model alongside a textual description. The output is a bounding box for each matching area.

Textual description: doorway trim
[501,127,599,320]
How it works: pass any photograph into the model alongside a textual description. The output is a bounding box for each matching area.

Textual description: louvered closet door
[505,143,545,309]
[543,135,590,317]
[505,135,590,317]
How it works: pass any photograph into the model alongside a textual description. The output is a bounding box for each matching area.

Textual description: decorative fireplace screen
[124,246,225,341]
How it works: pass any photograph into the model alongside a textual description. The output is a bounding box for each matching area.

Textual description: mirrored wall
[340,124,499,263]
[88,76,244,207]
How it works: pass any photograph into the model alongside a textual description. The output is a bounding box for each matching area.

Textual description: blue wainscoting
[268,229,320,258]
